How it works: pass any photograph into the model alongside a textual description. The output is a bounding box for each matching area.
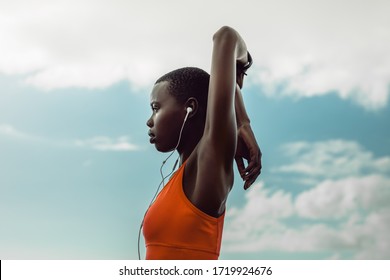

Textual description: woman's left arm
[234,85,262,189]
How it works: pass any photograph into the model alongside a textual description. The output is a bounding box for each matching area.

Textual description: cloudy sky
[1,0,389,259]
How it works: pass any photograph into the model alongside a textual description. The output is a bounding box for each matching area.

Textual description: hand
[236,51,252,89]
[235,123,262,190]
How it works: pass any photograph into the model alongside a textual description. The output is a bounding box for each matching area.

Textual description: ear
[184,97,198,118]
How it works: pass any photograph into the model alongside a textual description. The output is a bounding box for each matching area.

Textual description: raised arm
[189,26,249,217]
[203,26,248,163]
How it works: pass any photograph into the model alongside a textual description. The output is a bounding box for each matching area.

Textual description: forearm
[235,85,250,128]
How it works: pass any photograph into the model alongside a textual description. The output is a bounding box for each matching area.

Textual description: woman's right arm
[190,26,248,217]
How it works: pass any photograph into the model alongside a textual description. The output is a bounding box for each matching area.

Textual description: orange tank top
[143,161,225,260]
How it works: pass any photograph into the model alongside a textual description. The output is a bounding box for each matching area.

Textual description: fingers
[235,156,246,179]
[243,150,261,177]
[236,158,262,190]
[242,151,262,190]
[244,166,261,190]
[235,122,262,190]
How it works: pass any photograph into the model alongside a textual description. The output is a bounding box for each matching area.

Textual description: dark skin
[235,74,262,189]
[147,26,261,218]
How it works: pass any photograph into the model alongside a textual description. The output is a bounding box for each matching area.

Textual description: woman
[142,26,261,259]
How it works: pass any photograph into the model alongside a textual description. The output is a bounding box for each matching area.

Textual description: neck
[177,122,203,165]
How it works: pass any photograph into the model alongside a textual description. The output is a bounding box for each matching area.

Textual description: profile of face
[146,81,186,152]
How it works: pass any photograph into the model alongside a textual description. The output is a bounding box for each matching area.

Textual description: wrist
[237,51,253,76]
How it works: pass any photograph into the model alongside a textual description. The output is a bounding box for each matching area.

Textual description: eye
[151,103,159,112]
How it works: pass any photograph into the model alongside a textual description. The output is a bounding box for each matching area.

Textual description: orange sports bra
[142,161,225,260]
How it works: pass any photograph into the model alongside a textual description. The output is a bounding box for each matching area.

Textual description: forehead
[150,81,177,104]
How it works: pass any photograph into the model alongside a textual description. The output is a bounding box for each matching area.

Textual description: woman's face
[146,81,185,152]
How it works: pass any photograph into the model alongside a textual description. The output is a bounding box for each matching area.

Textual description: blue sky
[1,0,389,259]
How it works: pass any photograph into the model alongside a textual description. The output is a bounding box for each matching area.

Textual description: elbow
[213,26,238,43]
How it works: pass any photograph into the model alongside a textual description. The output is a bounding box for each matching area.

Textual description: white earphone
[183,107,193,123]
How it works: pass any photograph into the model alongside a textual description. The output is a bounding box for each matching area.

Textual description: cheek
[155,112,181,146]
[156,110,179,131]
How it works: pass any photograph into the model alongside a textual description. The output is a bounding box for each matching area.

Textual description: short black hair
[155,67,210,117]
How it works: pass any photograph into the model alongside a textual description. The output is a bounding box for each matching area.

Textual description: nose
[146,115,153,128]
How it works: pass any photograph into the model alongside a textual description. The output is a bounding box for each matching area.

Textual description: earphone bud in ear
[184,107,192,122]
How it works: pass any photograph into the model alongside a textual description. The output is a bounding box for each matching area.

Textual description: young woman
[142,26,261,259]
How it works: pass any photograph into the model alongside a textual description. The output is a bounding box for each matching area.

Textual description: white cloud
[25,64,128,90]
[0,123,25,138]
[1,0,389,109]
[224,139,390,259]
[274,140,390,180]
[0,123,41,141]
[0,123,139,151]
[295,175,390,219]
[224,176,390,259]
[74,136,140,151]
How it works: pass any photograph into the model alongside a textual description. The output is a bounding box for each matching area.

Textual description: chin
[154,143,167,153]
[155,143,175,153]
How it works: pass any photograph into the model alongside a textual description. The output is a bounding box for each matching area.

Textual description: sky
[0,0,389,260]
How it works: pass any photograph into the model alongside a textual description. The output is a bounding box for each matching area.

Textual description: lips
[148,131,156,143]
